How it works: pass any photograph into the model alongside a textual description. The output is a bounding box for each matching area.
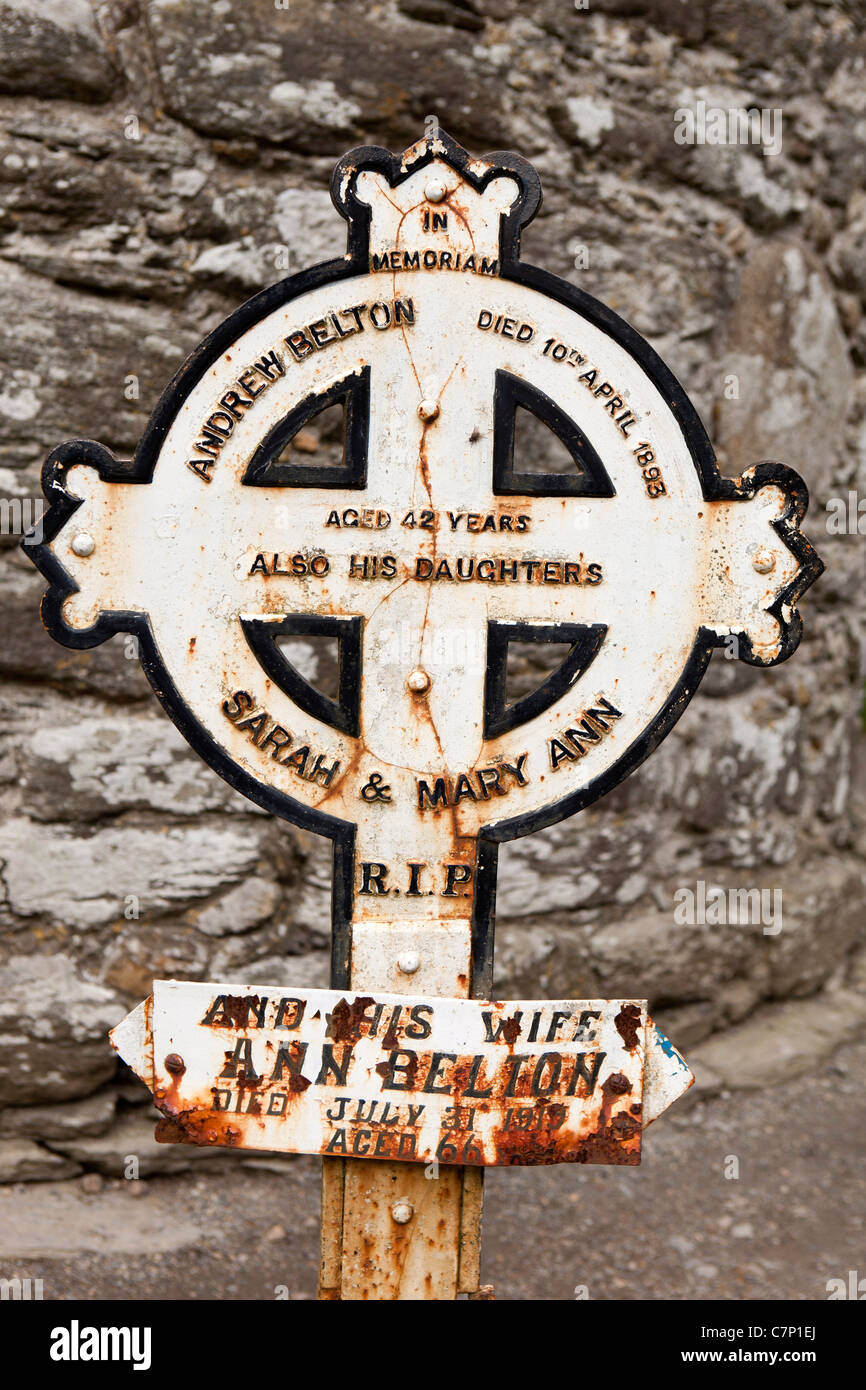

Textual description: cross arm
[694,465,822,664]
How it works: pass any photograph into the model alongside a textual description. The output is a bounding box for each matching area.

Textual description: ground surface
[2,1040,862,1303]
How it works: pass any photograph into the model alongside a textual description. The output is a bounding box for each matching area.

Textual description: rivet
[164,1053,185,1075]
[752,549,776,574]
[418,398,439,422]
[407,668,430,693]
[391,1200,414,1224]
[397,951,420,975]
[424,178,447,203]
[71,533,95,557]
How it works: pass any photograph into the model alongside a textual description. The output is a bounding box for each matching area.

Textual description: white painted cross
[26,130,822,1300]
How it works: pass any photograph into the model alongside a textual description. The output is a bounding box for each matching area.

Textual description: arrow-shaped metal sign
[112,980,692,1166]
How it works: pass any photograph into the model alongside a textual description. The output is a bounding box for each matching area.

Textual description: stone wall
[0,0,864,1176]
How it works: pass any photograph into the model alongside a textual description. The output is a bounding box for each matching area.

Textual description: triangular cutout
[276,632,340,700]
[484,622,607,738]
[243,366,370,488]
[492,370,615,497]
[240,615,361,736]
[503,638,575,705]
[514,407,586,482]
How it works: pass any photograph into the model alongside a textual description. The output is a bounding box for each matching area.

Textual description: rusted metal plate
[112,981,690,1167]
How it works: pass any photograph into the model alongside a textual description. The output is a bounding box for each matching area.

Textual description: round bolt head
[407,668,430,693]
[71,532,95,557]
[752,549,776,574]
[424,177,447,203]
[391,1199,414,1224]
[164,1052,185,1075]
[418,398,440,422]
[397,951,420,975]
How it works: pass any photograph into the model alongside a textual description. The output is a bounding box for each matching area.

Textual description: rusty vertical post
[318,914,482,1300]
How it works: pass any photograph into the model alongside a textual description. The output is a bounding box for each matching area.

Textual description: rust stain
[602,1071,631,1097]
[500,1013,522,1046]
[614,1003,642,1051]
[326,996,377,1044]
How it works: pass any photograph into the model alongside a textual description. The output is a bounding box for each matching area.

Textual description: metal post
[318,915,481,1300]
